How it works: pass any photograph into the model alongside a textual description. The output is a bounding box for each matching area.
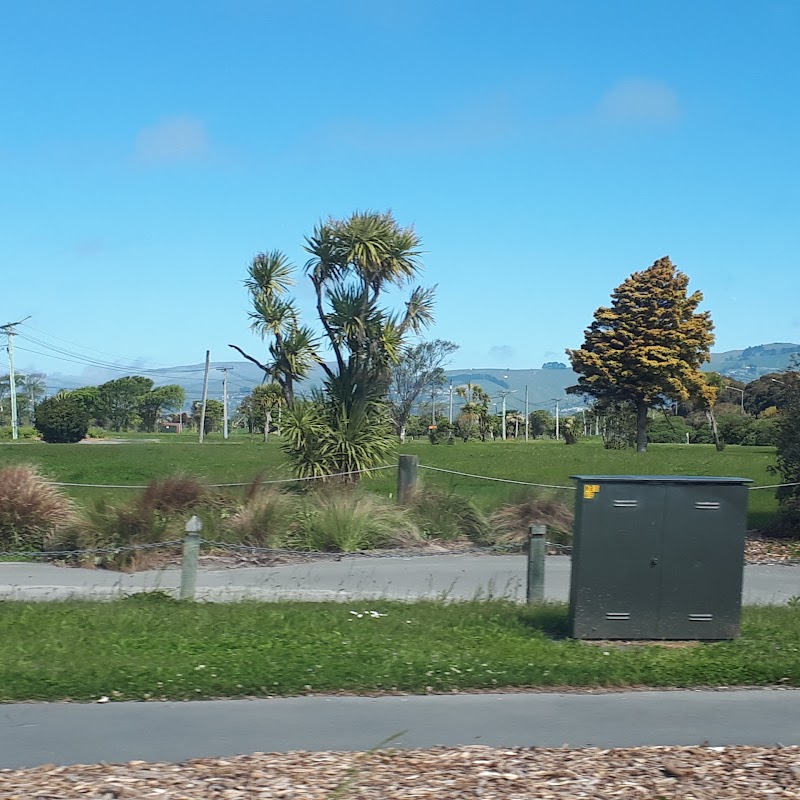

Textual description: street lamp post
[725,383,745,414]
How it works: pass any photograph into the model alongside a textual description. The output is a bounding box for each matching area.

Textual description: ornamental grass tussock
[0,464,79,552]
[488,488,574,548]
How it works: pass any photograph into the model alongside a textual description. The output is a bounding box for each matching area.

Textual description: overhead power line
[19,323,177,369]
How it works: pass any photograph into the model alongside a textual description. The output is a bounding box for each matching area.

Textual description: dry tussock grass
[489,490,574,547]
[0,465,79,551]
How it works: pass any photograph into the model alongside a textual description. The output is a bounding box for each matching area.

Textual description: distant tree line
[30,377,187,443]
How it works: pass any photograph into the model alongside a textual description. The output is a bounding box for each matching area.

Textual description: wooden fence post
[397,454,419,505]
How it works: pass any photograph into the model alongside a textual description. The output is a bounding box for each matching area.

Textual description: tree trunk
[264,411,271,443]
[636,400,648,452]
[399,424,406,444]
[706,408,724,451]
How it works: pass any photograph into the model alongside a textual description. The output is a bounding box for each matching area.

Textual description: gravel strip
[2,746,799,799]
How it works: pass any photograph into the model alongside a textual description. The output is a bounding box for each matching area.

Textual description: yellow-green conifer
[567,257,715,452]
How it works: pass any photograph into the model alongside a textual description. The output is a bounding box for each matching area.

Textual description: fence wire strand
[417,465,576,490]
[49,464,396,489]
[32,462,800,493]
[0,540,185,559]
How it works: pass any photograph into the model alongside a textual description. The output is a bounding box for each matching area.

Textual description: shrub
[0,426,38,440]
[280,398,395,481]
[34,394,89,443]
[70,499,172,570]
[0,465,79,551]
[224,488,297,547]
[647,415,693,444]
[407,487,489,543]
[488,489,574,548]
[771,375,800,538]
[752,417,780,447]
[291,490,422,552]
[139,475,209,514]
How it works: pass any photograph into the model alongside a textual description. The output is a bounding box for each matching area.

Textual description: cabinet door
[571,484,665,639]
[658,485,747,639]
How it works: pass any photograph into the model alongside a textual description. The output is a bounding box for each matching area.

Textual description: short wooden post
[526,523,546,604]
[397,454,419,505]
[180,515,203,600]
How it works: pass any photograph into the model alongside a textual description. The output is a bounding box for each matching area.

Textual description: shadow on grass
[516,602,571,639]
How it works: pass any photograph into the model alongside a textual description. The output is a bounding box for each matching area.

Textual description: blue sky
[2,0,798,389]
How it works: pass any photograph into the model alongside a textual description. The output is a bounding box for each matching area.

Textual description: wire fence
[0,538,572,562]
[39,462,800,493]
[0,541,186,560]
[49,465,397,490]
[416,465,576,491]
[2,460,797,567]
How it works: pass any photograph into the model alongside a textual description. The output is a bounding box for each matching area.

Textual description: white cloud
[595,78,681,126]
[134,116,212,165]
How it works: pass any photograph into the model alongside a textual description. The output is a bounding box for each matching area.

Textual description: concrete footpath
[1,556,799,603]
[2,690,799,768]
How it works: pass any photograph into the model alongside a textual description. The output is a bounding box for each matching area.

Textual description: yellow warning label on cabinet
[583,484,600,500]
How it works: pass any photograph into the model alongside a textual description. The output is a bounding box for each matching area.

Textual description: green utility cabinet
[569,475,751,640]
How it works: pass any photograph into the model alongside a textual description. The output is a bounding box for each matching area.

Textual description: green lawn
[0,599,797,702]
[0,436,780,527]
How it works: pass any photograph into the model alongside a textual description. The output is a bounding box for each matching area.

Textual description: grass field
[0,598,797,702]
[0,435,781,528]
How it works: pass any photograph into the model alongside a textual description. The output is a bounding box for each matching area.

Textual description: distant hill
[44,342,800,413]
[129,362,583,414]
[703,342,800,381]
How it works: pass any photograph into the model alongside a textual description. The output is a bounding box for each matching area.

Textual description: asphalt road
[0,555,798,603]
[2,689,799,768]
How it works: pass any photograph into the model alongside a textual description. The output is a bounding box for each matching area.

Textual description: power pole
[448,381,453,424]
[524,384,529,441]
[218,367,230,440]
[498,389,517,441]
[552,398,561,440]
[198,350,210,443]
[1,317,31,441]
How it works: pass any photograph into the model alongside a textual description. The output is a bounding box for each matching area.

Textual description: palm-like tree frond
[249,294,298,339]
[325,285,372,345]
[245,250,295,297]
[401,285,436,334]
[304,221,346,286]
[273,325,321,381]
[379,316,403,364]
